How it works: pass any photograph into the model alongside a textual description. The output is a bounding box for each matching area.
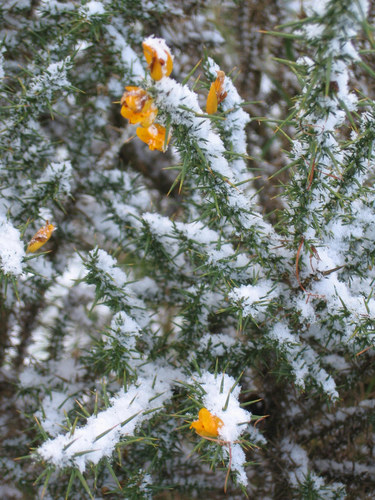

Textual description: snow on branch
[289,0,369,228]
[280,437,345,497]
[28,56,73,103]
[190,371,253,488]
[37,372,174,471]
[142,212,255,279]
[272,329,338,399]
[205,57,251,182]
[105,25,145,81]
[0,214,25,276]
[84,248,151,328]
[153,75,281,253]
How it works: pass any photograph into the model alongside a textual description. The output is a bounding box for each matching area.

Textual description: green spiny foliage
[1,1,375,498]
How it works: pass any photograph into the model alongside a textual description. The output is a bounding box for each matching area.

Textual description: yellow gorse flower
[190,408,224,438]
[120,86,158,127]
[142,37,173,81]
[206,70,227,114]
[26,221,56,253]
[120,38,173,152]
[136,123,171,152]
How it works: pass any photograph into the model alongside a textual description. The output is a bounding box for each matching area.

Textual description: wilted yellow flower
[26,221,56,253]
[142,37,173,81]
[190,408,224,438]
[136,123,171,152]
[206,70,227,114]
[120,86,158,127]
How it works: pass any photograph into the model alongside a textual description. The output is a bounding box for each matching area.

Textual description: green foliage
[1,0,375,498]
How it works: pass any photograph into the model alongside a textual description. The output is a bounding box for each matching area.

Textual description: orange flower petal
[206,83,218,114]
[206,70,227,114]
[142,38,173,81]
[121,87,148,112]
[190,408,223,438]
[27,222,56,253]
[150,60,164,81]
[121,104,157,127]
[136,124,171,152]
[142,43,154,66]
[139,106,158,127]
[214,70,227,103]
[120,87,158,126]
[165,53,173,78]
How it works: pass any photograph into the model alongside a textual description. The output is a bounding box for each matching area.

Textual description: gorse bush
[1,0,375,498]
